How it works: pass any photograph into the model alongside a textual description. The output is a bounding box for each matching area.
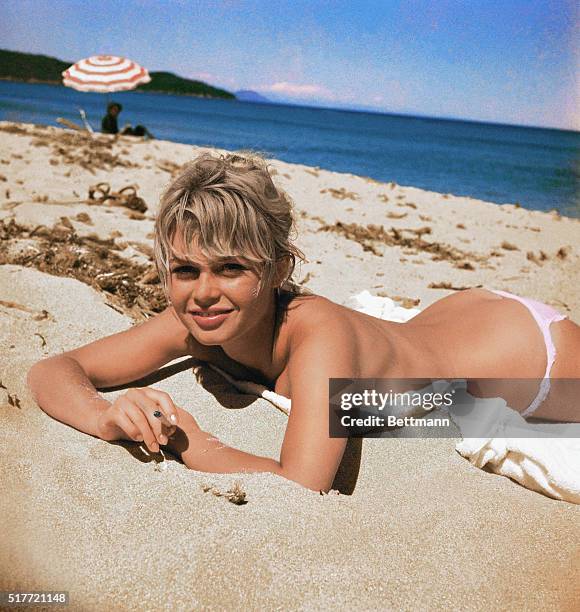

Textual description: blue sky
[1,0,578,130]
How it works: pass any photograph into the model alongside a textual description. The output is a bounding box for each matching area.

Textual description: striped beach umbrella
[62,55,151,93]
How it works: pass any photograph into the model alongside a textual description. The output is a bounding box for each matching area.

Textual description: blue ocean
[1,81,578,218]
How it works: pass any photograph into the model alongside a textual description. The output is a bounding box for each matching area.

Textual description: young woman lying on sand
[27,152,580,492]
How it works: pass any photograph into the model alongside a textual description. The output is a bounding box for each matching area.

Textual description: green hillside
[0,49,235,99]
[0,49,69,82]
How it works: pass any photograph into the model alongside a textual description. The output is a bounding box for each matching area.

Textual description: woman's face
[167,232,274,346]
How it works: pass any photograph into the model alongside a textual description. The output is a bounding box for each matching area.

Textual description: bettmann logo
[340,414,451,428]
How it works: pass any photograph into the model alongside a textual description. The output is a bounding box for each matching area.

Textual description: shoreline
[3,80,578,214]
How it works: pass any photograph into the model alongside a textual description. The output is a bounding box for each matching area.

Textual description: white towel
[213,291,580,504]
[347,290,422,322]
[448,390,580,504]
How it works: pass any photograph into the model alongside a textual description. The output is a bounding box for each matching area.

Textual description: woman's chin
[191,331,225,346]
[189,326,235,346]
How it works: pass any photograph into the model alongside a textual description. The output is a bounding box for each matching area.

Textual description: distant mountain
[236,90,271,103]
[0,49,235,99]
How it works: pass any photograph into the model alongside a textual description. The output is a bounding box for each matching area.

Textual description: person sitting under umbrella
[101,102,153,138]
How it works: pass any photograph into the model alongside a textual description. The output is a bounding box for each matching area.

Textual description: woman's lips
[190,310,233,330]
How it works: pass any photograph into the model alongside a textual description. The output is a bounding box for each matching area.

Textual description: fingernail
[152,443,159,452]
[159,435,168,445]
[136,435,143,442]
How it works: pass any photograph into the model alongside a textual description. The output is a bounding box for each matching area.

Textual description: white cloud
[255,81,335,100]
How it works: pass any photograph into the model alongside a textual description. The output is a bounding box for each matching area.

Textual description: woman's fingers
[106,388,181,453]
[124,394,164,450]
[125,388,180,449]
[114,409,144,442]
[138,388,179,427]
[118,397,159,452]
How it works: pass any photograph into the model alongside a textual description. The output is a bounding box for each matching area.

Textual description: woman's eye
[172,266,197,276]
[221,263,246,273]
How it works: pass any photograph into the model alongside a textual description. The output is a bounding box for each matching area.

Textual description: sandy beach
[1,122,579,609]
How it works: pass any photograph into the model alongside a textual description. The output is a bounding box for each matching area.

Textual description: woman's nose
[193,272,221,304]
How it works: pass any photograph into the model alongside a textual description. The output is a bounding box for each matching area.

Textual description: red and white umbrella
[62,55,151,93]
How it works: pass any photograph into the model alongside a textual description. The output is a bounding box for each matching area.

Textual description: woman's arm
[165,408,283,476]
[27,306,192,437]
[27,355,113,438]
[276,318,355,491]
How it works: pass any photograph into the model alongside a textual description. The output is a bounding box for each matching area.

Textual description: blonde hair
[153,151,305,299]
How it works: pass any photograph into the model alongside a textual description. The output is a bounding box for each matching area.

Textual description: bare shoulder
[285,294,354,337]
[284,294,361,376]
[63,306,209,388]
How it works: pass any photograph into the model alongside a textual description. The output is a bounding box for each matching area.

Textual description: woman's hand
[96,387,181,453]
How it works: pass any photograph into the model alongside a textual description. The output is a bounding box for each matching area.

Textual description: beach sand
[1,122,579,610]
